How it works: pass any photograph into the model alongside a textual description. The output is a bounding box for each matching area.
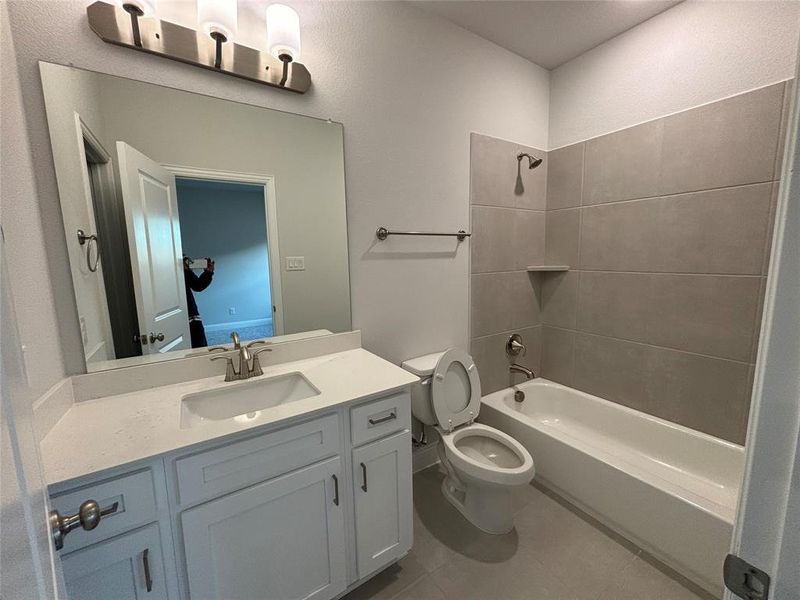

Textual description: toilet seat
[440,423,535,487]
[431,348,482,432]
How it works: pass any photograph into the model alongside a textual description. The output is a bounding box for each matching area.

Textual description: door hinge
[724,554,770,600]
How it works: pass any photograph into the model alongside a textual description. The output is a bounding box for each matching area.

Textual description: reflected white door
[117,142,190,355]
[1,244,66,599]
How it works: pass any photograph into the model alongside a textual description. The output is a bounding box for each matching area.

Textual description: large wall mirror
[40,62,351,372]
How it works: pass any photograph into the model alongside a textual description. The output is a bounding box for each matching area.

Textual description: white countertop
[41,348,418,487]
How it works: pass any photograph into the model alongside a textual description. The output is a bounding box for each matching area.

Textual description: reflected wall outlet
[286,256,305,271]
[228,307,236,315]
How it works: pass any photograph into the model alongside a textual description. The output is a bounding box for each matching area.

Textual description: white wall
[0,3,68,400]
[5,0,550,383]
[549,0,800,148]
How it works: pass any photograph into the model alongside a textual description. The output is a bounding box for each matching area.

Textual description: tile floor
[344,466,711,600]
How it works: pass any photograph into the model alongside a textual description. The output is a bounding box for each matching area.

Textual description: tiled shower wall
[469,134,548,393]
[470,81,790,444]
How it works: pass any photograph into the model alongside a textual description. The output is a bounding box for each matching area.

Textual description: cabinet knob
[49,499,119,551]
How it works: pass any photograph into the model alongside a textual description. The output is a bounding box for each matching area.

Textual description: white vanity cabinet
[352,431,413,578]
[51,389,413,600]
[181,457,347,600]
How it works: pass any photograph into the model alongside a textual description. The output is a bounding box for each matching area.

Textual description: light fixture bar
[86,1,311,94]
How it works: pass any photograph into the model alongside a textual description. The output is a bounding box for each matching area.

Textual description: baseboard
[204,317,272,333]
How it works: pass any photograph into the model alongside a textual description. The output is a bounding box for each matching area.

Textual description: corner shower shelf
[526,265,570,272]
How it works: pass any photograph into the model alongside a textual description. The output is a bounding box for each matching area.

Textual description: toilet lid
[431,348,481,431]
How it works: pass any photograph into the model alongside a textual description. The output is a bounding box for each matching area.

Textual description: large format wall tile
[643,346,750,443]
[541,271,578,329]
[545,208,580,266]
[470,133,547,210]
[572,333,649,411]
[579,200,659,271]
[471,206,518,273]
[513,209,546,269]
[576,272,651,342]
[547,143,584,209]
[540,326,575,386]
[660,83,784,195]
[647,274,761,362]
[652,184,772,274]
[470,272,541,338]
[583,120,663,205]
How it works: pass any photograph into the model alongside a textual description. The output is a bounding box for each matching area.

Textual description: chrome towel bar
[375,227,471,242]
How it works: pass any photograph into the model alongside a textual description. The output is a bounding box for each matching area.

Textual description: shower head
[517,152,543,170]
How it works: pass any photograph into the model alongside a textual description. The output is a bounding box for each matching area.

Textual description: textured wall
[549,0,800,148]
[540,83,789,444]
[468,133,547,393]
[4,0,550,390]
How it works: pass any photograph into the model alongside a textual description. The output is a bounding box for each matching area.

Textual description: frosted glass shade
[197,0,238,41]
[115,0,157,16]
[266,4,301,62]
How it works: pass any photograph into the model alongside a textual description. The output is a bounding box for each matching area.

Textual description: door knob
[149,332,165,343]
[49,499,119,551]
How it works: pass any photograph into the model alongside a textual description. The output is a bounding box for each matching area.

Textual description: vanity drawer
[174,414,340,507]
[50,468,158,554]
[350,391,411,447]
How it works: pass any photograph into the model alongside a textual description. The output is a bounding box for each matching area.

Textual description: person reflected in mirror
[183,256,215,348]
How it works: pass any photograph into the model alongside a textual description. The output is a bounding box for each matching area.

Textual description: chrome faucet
[210,332,272,382]
[510,363,536,380]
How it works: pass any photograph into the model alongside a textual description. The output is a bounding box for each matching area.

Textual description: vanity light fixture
[86,1,311,93]
[114,0,156,47]
[266,4,301,86]
[197,0,238,69]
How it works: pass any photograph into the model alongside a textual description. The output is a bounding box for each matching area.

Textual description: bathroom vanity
[40,346,418,600]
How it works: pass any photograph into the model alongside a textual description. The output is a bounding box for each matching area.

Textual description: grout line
[471,324,542,342]
[540,324,753,366]
[575,268,763,278]
[470,202,546,213]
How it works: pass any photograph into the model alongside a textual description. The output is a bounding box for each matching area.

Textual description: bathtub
[479,378,745,596]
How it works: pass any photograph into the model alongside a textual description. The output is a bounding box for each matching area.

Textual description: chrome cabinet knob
[149,332,165,343]
[49,499,119,551]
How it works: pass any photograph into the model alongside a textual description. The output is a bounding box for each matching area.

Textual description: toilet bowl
[402,348,535,534]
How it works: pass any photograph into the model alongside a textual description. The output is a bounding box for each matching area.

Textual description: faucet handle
[506,333,527,357]
[246,340,270,349]
[250,347,273,377]
[210,355,237,382]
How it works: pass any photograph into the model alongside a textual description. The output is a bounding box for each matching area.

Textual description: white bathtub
[479,379,745,596]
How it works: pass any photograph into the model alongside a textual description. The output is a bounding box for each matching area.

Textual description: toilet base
[440,476,515,535]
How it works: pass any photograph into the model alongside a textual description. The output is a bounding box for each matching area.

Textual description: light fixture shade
[114,0,157,16]
[197,0,238,41]
[266,4,301,62]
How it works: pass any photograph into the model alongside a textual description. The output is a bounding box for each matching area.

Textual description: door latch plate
[724,554,770,600]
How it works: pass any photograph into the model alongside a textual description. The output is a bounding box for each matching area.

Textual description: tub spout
[510,363,536,380]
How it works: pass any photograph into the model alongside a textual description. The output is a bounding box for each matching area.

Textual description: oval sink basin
[180,372,321,429]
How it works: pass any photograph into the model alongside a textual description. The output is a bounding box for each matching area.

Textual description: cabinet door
[62,523,168,600]
[352,431,412,578]
[181,457,346,600]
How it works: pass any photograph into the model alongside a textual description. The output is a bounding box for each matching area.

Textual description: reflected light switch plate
[286,256,305,271]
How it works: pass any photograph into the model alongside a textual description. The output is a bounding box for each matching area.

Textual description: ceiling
[411,0,683,70]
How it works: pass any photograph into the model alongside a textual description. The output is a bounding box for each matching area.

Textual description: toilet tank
[401,351,446,426]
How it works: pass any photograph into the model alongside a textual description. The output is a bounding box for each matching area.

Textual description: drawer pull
[368,412,397,426]
[360,462,368,493]
[332,474,340,506]
[143,548,153,592]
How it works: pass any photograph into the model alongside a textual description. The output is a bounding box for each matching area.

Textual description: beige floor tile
[392,576,447,600]
[595,555,707,600]
[342,553,428,600]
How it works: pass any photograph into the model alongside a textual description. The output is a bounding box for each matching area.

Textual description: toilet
[402,348,535,534]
